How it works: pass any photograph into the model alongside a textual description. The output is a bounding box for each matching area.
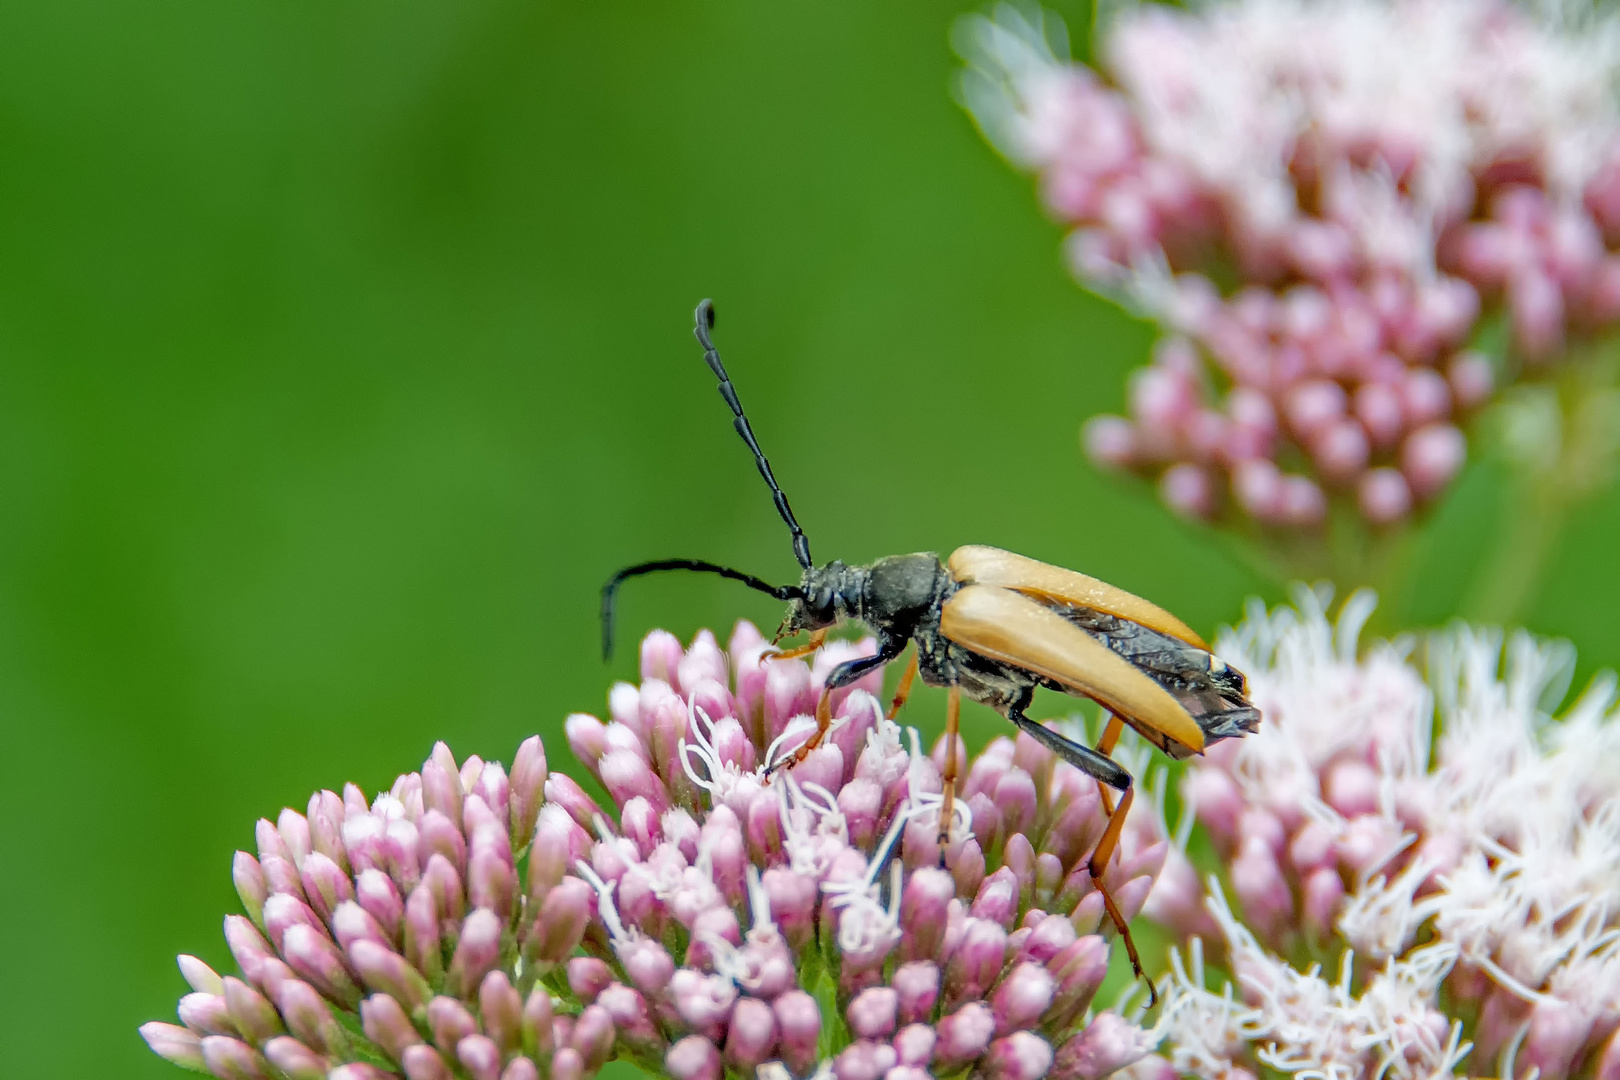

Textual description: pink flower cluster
[142,622,1171,1080]
[956,0,1620,528]
[1144,589,1620,1080]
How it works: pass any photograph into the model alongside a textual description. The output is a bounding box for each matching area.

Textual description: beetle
[602,299,1260,1001]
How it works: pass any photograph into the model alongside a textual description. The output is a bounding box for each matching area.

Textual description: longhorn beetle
[602,300,1260,1002]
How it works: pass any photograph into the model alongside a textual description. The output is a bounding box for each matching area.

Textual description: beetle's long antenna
[694,299,813,570]
[601,558,804,660]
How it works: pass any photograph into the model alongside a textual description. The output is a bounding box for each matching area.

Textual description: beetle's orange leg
[887,650,919,720]
[1006,699,1157,1008]
[763,627,827,663]
[938,686,961,861]
[1095,712,1125,816]
[764,639,902,778]
[1085,783,1154,1005]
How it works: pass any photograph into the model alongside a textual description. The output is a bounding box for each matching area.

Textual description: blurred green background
[4,2,1620,1078]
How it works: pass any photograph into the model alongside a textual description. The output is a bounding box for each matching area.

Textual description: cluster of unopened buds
[957,0,1620,528]
[1144,588,1620,1080]
[142,622,1170,1080]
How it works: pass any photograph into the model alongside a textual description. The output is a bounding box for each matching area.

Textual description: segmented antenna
[600,558,802,660]
[694,299,813,570]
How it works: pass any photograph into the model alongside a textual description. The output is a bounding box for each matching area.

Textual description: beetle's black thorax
[794,553,952,639]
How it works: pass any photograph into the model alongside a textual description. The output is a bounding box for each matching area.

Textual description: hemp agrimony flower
[142,622,1167,1080]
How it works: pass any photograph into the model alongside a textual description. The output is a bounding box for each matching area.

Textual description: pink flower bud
[764,660,815,744]
[416,810,466,879]
[1083,415,1138,469]
[951,840,987,910]
[838,777,883,850]
[233,852,269,927]
[141,1023,205,1072]
[527,876,590,965]
[1353,382,1405,449]
[665,1035,722,1080]
[263,1036,328,1080]
[847,987,899,1040]
[993,961,1057,1034]
[945,917,1009,1005]
[1359,468,1413,525]
[773,989,823,1074]
[972,867,1021,930]
[277,809,312,870]
[421,745,464,831]
[1159,463,1215,519]
[567,957,613,1003]
[1311,418,1370,483]
[1231,835,1293,937]
[935,1002,996,1069]
[1232,458,1286,522]
[1286,379,1347,438]
[178,991,235,1036]
[1050,1012,1151,1080]
[448,908,502,998]
[1280,474,1327,527]
[282,923,361,1008]
[1302,865,1344,938]
[565,713,609,779]
[543,774,602,832]
[641,629,684,684]
[569,1004,616,1072]
[200,1035,271,1080]
[348,939,429,1014]
[361,992,421,1061]
[261,853,305,901]
[275,979,344,1055]
[986,1031,1057,1080]
[331,900,389,954]
[548,1048,585,1080]
[1446,351,1495,411]
[832,1038,899,1080]
[725,996,778,1071]
[597,983,659,1049]
[1129,363,1198,427]
[457,1035,503,1080]
[1403,423,1466,500]
[1511,268,1565,361]
[763,867,818,950]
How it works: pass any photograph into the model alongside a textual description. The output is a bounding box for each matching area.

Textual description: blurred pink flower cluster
[957,0,1620,527]
[1138,589,1620,1080]
[143,622,1170,1080]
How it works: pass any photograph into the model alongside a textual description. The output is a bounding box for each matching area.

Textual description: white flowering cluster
[1148,589,1620,1080]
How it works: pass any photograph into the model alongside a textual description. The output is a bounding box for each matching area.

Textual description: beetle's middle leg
[765,637,902,776]
[1005,693,1157,1007]
[1094,712,1125,815]
[938,685,961,862]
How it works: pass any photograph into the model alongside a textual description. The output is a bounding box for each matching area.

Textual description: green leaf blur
[3,3,1619,1078]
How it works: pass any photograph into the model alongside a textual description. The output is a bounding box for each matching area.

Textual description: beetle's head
[782,560,865,636]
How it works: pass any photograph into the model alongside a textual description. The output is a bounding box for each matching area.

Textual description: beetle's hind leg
[1005,696,1157,1008]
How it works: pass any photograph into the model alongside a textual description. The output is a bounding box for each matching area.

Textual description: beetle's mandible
[601,299,1261,1003]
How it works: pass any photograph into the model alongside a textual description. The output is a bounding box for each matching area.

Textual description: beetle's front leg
[762,627,827,663]
[765,636,902,776]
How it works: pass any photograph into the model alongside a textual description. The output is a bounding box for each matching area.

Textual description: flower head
[1145,588,1620,1080]
[143,622,1166,1080]
[957,0,1620,528]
